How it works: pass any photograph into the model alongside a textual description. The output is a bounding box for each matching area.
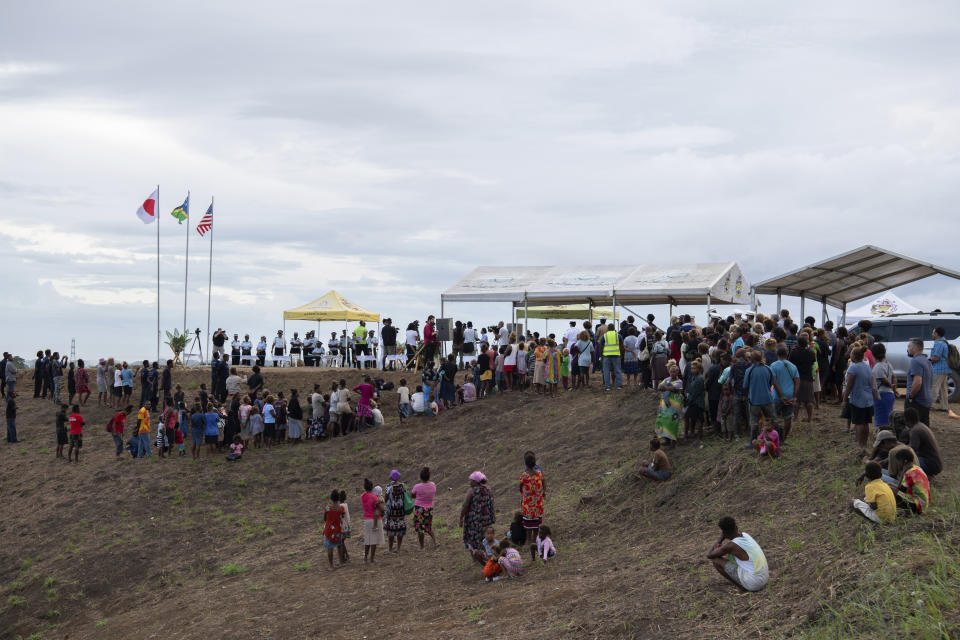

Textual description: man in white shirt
[497,321,508,347]
[289,332,303,367]
[230,334,242,365]
[272,331,286,368]
[564,321,579,349]
[240,335,253,364]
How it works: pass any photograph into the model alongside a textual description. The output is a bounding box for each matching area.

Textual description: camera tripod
[187,329,204,365]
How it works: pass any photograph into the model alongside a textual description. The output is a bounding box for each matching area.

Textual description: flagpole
[156,183,161,363]
[205,196,214,364]
[183,190,190,337]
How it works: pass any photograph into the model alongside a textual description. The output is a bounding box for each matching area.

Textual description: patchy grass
[464,604,486,624]
[293,562,310,572]
[220,563,247,576]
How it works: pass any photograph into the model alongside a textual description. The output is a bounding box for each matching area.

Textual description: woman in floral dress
[656,364,683,447]
[460,471,495,554]
[519,451,546,546]
[75,359,91,406]
[384,469,407,553]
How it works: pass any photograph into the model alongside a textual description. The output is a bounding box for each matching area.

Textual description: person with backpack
[742,350,784,446]
[929,326,959,419]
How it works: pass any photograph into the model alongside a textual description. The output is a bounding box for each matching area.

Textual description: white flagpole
[205,196,214,364]
[156,184,161,363]
[183,190,190,337]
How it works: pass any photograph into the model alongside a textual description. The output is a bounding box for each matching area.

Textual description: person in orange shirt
[137,406,152,458]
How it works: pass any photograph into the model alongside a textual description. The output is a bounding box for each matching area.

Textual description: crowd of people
[1,306,953,592]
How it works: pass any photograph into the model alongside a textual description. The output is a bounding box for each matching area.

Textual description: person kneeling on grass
[707,516,769,592]
[851,461,896,524]
[483,544,502,582]
[639,438,672,481]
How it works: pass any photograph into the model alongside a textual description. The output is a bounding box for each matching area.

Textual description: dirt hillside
[1,365,958,639]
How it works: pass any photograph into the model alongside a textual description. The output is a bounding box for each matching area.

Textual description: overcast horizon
[3,1,960,363]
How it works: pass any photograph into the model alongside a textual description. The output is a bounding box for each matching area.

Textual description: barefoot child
[498,540,524,578]
[535,525,556,562]
[55,404,68,459]
[67,404,84,463]
[226,434,244,461]
[472,526,499,566]
[639,438,673,481]
[560,349,571,391]
[323,490,347,568]
[411,467,438,550]
[753,421,780,458]
[483,545,502,582]
[338,490,351,560]
[397,379,411,422]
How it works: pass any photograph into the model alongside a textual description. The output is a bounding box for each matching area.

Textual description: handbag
[402,488,415,515]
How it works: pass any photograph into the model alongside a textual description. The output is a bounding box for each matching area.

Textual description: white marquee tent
[441,263,751,319]
[843,291,920,324]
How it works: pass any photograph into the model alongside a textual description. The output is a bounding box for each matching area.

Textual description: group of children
[473,516,557,582]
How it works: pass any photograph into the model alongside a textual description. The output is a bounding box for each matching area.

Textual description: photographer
[212,328,228,358]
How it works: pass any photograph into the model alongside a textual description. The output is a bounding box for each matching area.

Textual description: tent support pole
[821,296,827,327]
[800,293,805,324]
[612,293,617,325]
[706,293,711,322]
[751,287,758,315]
[841,302,847,326]
[776,288,782,316]
[524,295,528,338]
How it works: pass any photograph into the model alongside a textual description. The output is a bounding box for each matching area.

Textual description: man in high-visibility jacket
[600,327,624,390]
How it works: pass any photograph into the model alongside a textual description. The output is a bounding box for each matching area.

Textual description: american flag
[196,202,213,237]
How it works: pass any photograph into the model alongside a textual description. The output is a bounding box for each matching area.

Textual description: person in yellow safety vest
[353,321,369,369]
[600,328,623,391]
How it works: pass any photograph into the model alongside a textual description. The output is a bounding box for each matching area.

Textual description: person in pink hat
[460,471,495,558]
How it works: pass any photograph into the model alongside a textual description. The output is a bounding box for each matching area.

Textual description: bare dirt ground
[1,365,958,639]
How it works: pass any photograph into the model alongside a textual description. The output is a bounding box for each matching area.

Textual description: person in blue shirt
[742,350,784,445]
[906,338,935,427]
[203,406,221,456]
[189,405,205,460]
[770,346,799,441]
[929,327,958,418]
[842,346,879,453]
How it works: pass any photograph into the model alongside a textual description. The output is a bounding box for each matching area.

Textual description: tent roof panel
[445,262,750,305]
[282,290,380,322]
[754,245,960,307]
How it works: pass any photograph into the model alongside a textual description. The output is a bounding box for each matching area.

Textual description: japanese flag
[136,187,159,224]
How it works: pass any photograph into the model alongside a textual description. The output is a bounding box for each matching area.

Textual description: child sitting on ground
[753,420,780,458]
[370,401,384,427]
[497,540,523,578]
[535,525,556,562]
[460,374,477,403]
[472,525,499,566]
[639,438,672,481]
[226,435,243,461]
[506,511,526,545]
[483,545,502,582]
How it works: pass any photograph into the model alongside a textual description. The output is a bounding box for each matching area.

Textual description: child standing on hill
[411,467,438,550]
[684,360,706,448]
[109,405,131,458]
[249,404,264,448]
[516,342,528,390]
[338,489,352,561]
[323,490,347,569]
[397,379,411,421]
[55,404,68,458]
[544,341,561,396]
[67,404,84,463]
[719,383,735,442]
[560,349,571,391]
[136,406,151,458]
[174,424,185,457]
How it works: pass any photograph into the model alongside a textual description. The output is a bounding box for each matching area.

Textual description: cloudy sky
[2,1,959,361]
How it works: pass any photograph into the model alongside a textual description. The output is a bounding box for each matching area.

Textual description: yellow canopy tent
[515,304,619,320]
[282,291,380,351]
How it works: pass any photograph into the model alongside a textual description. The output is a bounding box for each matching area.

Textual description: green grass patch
[96,619,108,627]
[8,594,27,606]
[464,604,486,624]
[798,532,960,639]
[294,562,310,572]
[220,563,248,576]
